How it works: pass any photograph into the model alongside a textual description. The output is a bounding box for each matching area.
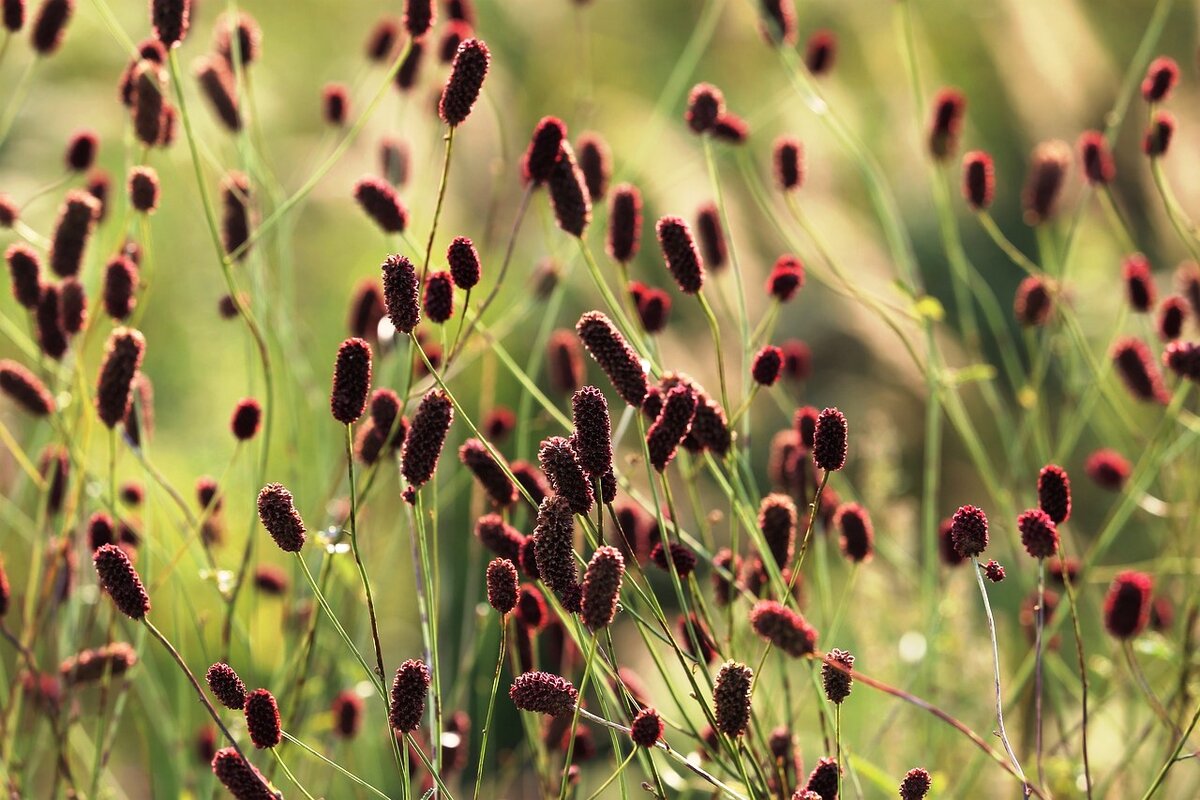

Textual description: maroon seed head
[1078,131,1115,185]
[35,284,67,360]
[423,271,455,323]
[629,707,663,747]
[961,150,995,211]
[581,545,625,629]
[354,176,408,233]
[331,690,363,738]
[205,662,247,709]
[389,659,430,732]
[1157,295,1188,341]
[533,494,579,599]
[812,407,847,472]
[834,502,874,563]
[221,172,252,259]
[569,385,613,480]
[773,136,804,192]
[65,129,97,172]
[403,0,434,37]
[211,747,273,799]
[244,689,281,748]
[474,514,525,563]
[510,671,578,716]
[214,12,260,66]
[439,19,472,63]
[348,279,386,342]
[686,83,724,134]
[646,384,697,471]
[750,600,818,657]
[1022,140,1071,225]
[1014,275,1053,326]
[30,0,72,55]
[539,436,593,514]
[523,117,567,185]
[983,559,1006,582]
[821,648,854,704]
[576,311,648,408]
[6,243,41,308]
[548,329,585,395]
[1164,341,1200,381]
[656,216,704,294]
[548,143,592,238]
[751,345,784,386]
[1037,463,1071,524]
[767,254,804,302]
[3,0,24,33]
[95,328,146,428]
[713,661,753,736]
[694,203,726,272]
[805,29,836,74]
[1086,448,1129,491]
[131,61,166,146]
[607,183,643,263]
[49,190,99,277]
[576,132,610,201]
[1104,570,1152,639]
[460,439,517,507]
[196,57,242,132]
[950,504,988,558]
[1123,254,1157,312]
[331,338,372,424]
[322,83,350,126]
[928,88,966,161]
[257,483,306,552]
[380,136,409,186]
[446,236,480,289]
[0,360,54,416]
[899,767,932,800]
[230,397,262,440]
[103,256,138,321]
[366,16,400,61]
[401,389,454,488]
[151,0,189,46]
[128,167,159,214]
[93,543,150,619]
[651,541,696,578]
[1143,110,1175,158]
[1018,507,1059,559]
[1141,56,1178,103]
[486,558,518,614]
[382,253,421,333]
[439,38,489,126]
[1112,336,1169,404]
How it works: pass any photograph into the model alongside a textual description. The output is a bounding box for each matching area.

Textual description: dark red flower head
[354,176,408,233]
[93,543,150,619]
[1123,254,1156,312]
[439,19,472,63]
[151,0,190,46]
[389,659,430,732]
[713,661,753,736]
[1112,336,1169,404]
[983,560,1006,582]
[821,648,854,704]
[474,514,525,563]
[759,0,796,45]
[549,143,592,238]
[767,254,804,301]
[533,494,580,604]
[928,88,966,160]
[629,707,663,747]
[1164,341,1200,381]
[752,345,784,386]
[30,0,73,55]
[1141,56,1179,103]
[403,0,434,37]
[401,389,454,489]
[899,767,932,800]
[49,190,100,277]
[211,748,274,799]
[950,504,988,558]
[523,116,567,185]
[96,328,146,429]
[686,83,724,134]
[647,384,697,471]
[834,502,874,563]
[439,37,489,126]
[0,360,54,416]
[510,671,578,716]
[460,439,516,507]
[961,150,995,211]
[1104,570,1152,639]
[773,136,804,192]
[576,132,610,201]
[230,397,262,440]
[331,690,364,739]
[382,253,421,333]
[1014,275,1053,326]
[1022,140,1071,225]
[196,57,242,133]
[423,271,455,323]
[1018,508,1059,559]
[694,204,726,273]
[1143,110,1175,158]
[805,29,836,74]
[1086,448,1130,491]
[365,16,399,61]
[605,183,644,263]
[656,216,704,294]
[1078,131,1115,185]
[581,545,625,629]
[1037,463,1071,524]
[758,493,796,567]
[1157,295,1188,341]
[205,662,247,709]
[331,338,372,424]
[220,172,252,259]
[214,12,260,67]
[632,283,671,334]
[322,83,350,126]
[750,600,818,657]
[812,407,847,472]
[257,483,306,552]
[485,558,518,614]
[65,129,97,172]
[570,385,613,480]
[446,235,480,290]
[712,113,749,144]
[103,256,138,320]
[576,311,648,408]
[5,244,41,309]
[650,541,696,578]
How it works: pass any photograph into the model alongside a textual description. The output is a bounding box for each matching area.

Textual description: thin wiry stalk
[471,617,507,800]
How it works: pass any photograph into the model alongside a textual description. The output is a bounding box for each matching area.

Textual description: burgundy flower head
[962,150,995,210]
[629,707,663,747]
[1022,140,1071,225]
[1086,448,1130,491]
[1018,507,1059,559]
[65,129,97,172]
[576,311,648,408]
[539,436,593,514]
[49,190,100,277]
[230,397,262,440]
[713,661,753,736]
[570,385,613,480]
[581,545,625,629]
[205,662,247,709]
[549,143,592,238]
[257,483,306,552]
[576,132,610,201]
[331,690,363,739]
[103,256,139,320]
[6,244,41,309]
[950,504,989,559]
[0,360,54,416]
[401,389,454,489]
[485,558,518,614]
[694,203,726,272]
[31,0,73,55]
[1142,56,1179,103]
[646,384,697,471]
[1037,464,1071,524]
[93,544,150,619]
[899,767,932,800]
[1157,295,1188,341]
[403,0,434,37]
[1104,570,1152,639]
[1123,254,1157,313]
[752,345,784,386]
[805,29,836,74]
[221,172,252,259]
[355,176,408,233]
[523,117,567,185]
[821,648,854,704]
[533,495,580,601]
[812,407,847,472]
[1143,110,1175,158]
[1112,337,1169,404]
[510,671,578,716]
[759,0,796,45]
[365,16,399,61]
[446,236,480,289]
[758,493,796,567]
[750,600,818,657]
[322,83,350,126]
[95,328,146,429]
[1078,131,1115,185]
[686,83,724,134]
[774,136,804,192]
[983,560,1006,582]
[382,253,421,333]
[330,338,372,424]
[928,88,966,160]
[460,439,517,507]
[834,502,874,563]
[211,748,274,799]
[151,0,190,46]
[650,541,696,578]
[389,659,430,732]
[439,38,489,126]
[767,254,804,301]
[1014,275,1053,326]
[1164,341,1200,381]
[607,183,643,263]
[423,271,455,323]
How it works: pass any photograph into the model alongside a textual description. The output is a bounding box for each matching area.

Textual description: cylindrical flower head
[331,338,372,424]
[31,0,73,55]
[328,690,364,739]
[1112,336,1169,404]
[805,758,841,799]
[439,37,489,126]
[355,176,408,233]
[950,504,988,558]
[65,130,97,172]
[35,284,67,360]
[322,83,349,126]
[59,642,138,684]
[533,495,579,596]
[242,689,280,749]
[647,384,697,471]
[205,662,247,709]
[348,279,385,341]
[928,88,966,160]
[257,483,306,552]
[581,545,625,629]
[750,600,818,657]
[773,136,804,191]
[821,648,854,704]
[1157,295,1188,341]
[49,190,99,277]
[1123,254,1156,312]
[460,439,517,507]
[899,767,932,800]
[962,150,995,211]
[2,0,23,33]
[93,543,150,619]
[231,397,262,440]
[401,389,454,488]
[382,253,421,333]
[103,256,138,320]
[6,243,41,308]
[539,436,593,514]
[984,559,1006,582]
[752,345,784,386]
[475,513,525,563]
[1143,111,1174,158]
[686,83,724,134]
[548,329,585,395]
[549,143,592,237]
[58,278,86,334]
[128,166,159,213]
[1037,464,1071,524]
[195,56,242,132]
[214,11,260,66]
[634,285,671,334]
[389,659,430,732]
[606,183,643,263]
[1018,508,1059,559]
[713,661,753,736]
[95,328,145,428]
[834,502,874,563]
[404,0,433,37]
[576,311,648,408]
[1022,140,1070,225]
[1142,56,1178,103]
[0,360,54,416]
[380,136,409,186]
[439,19,471,63]
[805,29,836,74]
[629,707,663,747]
[220,172,251,260]
[812,407,847,471]
[211,748,274,800]
[131,61,165,145]
[651,541,696,578]
[1164,341,1200,381]
[1014,275,1053,326]
[446,236,480,289]
[151,0,189,46]
[1104,570,1152,639]
[423,271,454,323]
[759,493,796,567]
[394,38,423,91]
[695,204,726,272]
[486,558,518,614]
[767,254,804,302]
[523,116,567,185]
[569,385,612,480]
[365,16,399,61]
[656,216,704,294]
[513,461,551,508]
[510,670,578,716]
[1086,448,1130,491]
[1078,131,1115,185]
[576,132,610,200]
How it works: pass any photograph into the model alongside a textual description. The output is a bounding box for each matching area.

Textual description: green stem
[471,617,507,800]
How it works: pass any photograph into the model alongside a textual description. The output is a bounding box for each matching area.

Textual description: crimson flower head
[1104,570,1152,639]
[751,346,784,386]
[950,504,988,558]
[812,407,848,472]
[774,136,804,192]
[1018,508,1059,559]
[1078,131,1115,185]
[510,671,578,716]
[767,254,804,301]
[961,151,995,211]
[1037,464,1071,524]
[657,216,704,294]
[686,83,724,134]
[1141,56,1179,103]
[928,88,966,160]
[439,38,489,126]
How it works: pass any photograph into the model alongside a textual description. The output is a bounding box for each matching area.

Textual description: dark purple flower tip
[205,662,247,709]
[1104,570,1152,639]
[949,504,988,558]
[575,311,648,408]
[382,253,421,333]
[403,0,434,38]
[93,543,150,619]
[230,397,262,440]
[767,254,805,301]
[484,406,516,441]
[1014,275,1053,326]
[1037,463,1071,524]
[1157,295,1188,341]
[694,203,727,272]
[65,129,97,172]
[56,278,85,335]
[35,284,67,361]
[1143,110,1175,158]
[805,757,840,799]
[512,460,551,508]
[330,338,372,424]
[439,37,489,126]
[983,559,1006,582]
[95,328,146,429]
[1142,56,1179,103]
[459,439,517,507]
[812,407,848,472]
[394,38,424,92]
[102,256,139,321]
[928,88,966,160]
[630,283,671,334]
[59,642,138,685]
[31,0,73,55]
[0,359,55,416]
[516,584,547,629]
[686,83,724,134]
[196,56,242,132]
[347,279,385,342]
[244,688,281,748]
[151,0,190,46]
[569,385,613,480]
[522,116,567,185]
[538,436,593,514]
[439,19,472,63]
[656,215,705,294]
[834,502,874,563]
[485,558,518,614]
[3,0,24,35]
[422,271,455,323]
[1078,131,1115,185]
[713,661,753,736]
[257,483,306,552]
[962,150,995,211]
[401,389,454,488]
[510,670,578,716]
[805,29,836,74]
[331,690,364,739]
[646,384,697,471]
[1018,508,1059,559]
[354,176,408,233]
[751,345,784,386]
[548,329,585,395]
[214,11,261,66]
[629,707,663,747]
[322,83,350,126]
[365,15,400,61]
[581,545,625,629]
[576,132,610,201]
[549,143,592,237]
[1086,448,1130,491]
[49,190,100,277]
[1022,140,1071,225]
[533,495,580,599]
[1112,336,1169,404]
[475,513,525,563]
[4,243,42,309]
[446,235,480,289]
[773,136,804,192]
[211,747,274,799]
[750,600,818,658]
[220,172,252,259]
[606,183,643,264]
[127,166,160,214]
[821,647,854,704]
[758,492,796,567]
[899,767,932,800]
[389,659,430,732]
[1122,254,1157,313]
[1165,341,1200,382]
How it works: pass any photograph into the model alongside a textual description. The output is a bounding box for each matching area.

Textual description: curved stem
[471,617,507,800]
[421,127,456,284]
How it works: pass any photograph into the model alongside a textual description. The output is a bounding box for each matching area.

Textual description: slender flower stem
[412,490,445,794]
[344,424,387,683]
[472,617,507,800]
[584,748,638,800]
[1058,551,1093,800]
[1141,699,1200,800]
[293,553,382,696]
[281,732,390,800]
[271,749,317,800]
[558,633,600,800]
[696,291,731,420]
[1124,640,1182,737]
[972,557,1030,796]
[1034,559,1047,787]
[421,127,456,284]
